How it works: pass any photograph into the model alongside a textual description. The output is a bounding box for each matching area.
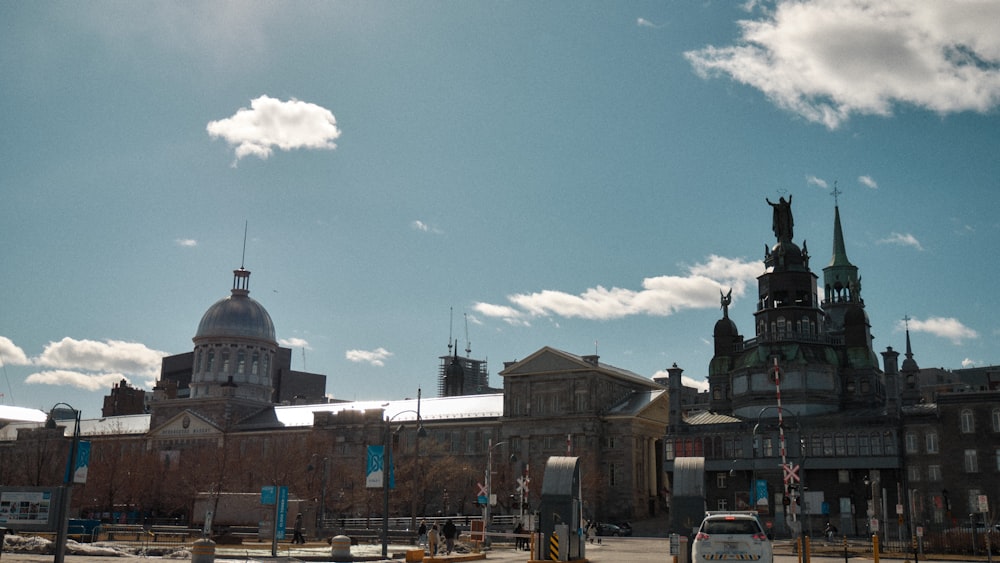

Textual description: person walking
[292,513,305,544]
[443,519,457,554]
[418,520,428,548]
[427,523,440,556]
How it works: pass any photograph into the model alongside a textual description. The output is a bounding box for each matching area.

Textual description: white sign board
[978,495,989,513]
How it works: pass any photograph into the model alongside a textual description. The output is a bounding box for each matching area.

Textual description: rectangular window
[926,432,939,454]
[927,465,942,482]
[838,469,850,484]
[905,432,918,454]
[859,435,870,457]
[835,434,846,456]
[908,466,921,482]
[993,409,1000,432]
[717,473,728,489]
[717,498,729,511]
[995,449,1000,471]
[665,439,675,460]
[964,449,979,473]
[609,463,617,487]
[823,435,834,456]
[961,410,975,434]
[762,437,774,457]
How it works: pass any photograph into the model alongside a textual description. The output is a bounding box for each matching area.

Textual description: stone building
[665,198,905,538]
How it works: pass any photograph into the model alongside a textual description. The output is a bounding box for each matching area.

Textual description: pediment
[499,347,594,376]
[148,410,222,439]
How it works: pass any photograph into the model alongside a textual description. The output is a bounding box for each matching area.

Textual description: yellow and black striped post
[549,531,559,561]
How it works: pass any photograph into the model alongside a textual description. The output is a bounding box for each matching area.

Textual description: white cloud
[411,220,443,234]
[0,337,30,366]
[878,232,924,250]
[806,175,828,189]
[682,375,710,392]
[637,18,661,28]
[475,255,761,322]
[345,347,393,367]
[25,370,132,392]
[961,357,979,368]
[898,316,979,345]
[685,0,1000,129]
[175,238,198,247]
[858,175,878,189]
[207,95,341,164]
[35,337,166,378]
[279,337,311,349]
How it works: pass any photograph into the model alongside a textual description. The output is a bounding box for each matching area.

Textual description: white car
[691,512,773,563]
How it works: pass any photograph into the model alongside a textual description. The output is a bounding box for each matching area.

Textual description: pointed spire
[828,205,852,268]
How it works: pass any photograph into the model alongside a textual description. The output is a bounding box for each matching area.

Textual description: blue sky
[3,1,999,418]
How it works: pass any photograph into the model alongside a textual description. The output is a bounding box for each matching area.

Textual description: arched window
[237,350,246,374]
[206,350,215,373]
[991,408,1000,432]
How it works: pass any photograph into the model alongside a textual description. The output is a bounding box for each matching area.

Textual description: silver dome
[195,293,276,342]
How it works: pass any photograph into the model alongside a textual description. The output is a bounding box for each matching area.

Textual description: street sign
[782,463,800,484]
[476,482,488,497]
[978,494,989,513]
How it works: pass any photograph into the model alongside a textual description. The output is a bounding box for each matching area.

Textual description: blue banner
[754,479,768,505]
[73,441,91,484]
[365,445,394,489]
[276,486,288,540]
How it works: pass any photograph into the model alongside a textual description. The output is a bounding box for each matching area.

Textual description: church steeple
[823,194,864,334]
[899,318,922,405]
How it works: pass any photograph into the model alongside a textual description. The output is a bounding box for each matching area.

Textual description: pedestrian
[418,520,428,548]
[292,513,305,544]
[443,519,457,554]
[514,522,526,550]
[427,523,440,556]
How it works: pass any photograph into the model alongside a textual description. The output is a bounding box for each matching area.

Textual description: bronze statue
[766,195,793,242]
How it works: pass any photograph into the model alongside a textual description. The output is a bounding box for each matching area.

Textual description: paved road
[0,537,986,563]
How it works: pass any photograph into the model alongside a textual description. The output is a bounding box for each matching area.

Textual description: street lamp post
[381,406,426,560]
[48,403,81,563]
[484,439,515,547]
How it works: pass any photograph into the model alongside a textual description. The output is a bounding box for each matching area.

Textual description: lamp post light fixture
[381,404,426,560]
[484,438,516,547]
[47,403,81,563]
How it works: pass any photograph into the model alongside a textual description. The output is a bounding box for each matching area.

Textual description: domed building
[149,265,327,430]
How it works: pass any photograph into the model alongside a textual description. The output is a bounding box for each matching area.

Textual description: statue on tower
[766,195,794,243]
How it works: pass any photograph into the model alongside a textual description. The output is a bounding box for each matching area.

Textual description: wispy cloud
[22,337,167,390]
[26,370,133,392]
[806,175,828,189]
[207,95,341,165]
[411,220,443,234]
[345,347,393,367]
[878,232,923,251]
[637,17,661,29]
[175,238,198,247]
[474,255,761,323]
[858,175,878,189]
[279,337,311,349]
[898,316,979,345]
[685,1,1000,129]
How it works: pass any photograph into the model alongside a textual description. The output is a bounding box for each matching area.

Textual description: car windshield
[703,520,760,535]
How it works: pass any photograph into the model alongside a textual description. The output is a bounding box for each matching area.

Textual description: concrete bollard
[330,534,352,561]
[191,538,216,563]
